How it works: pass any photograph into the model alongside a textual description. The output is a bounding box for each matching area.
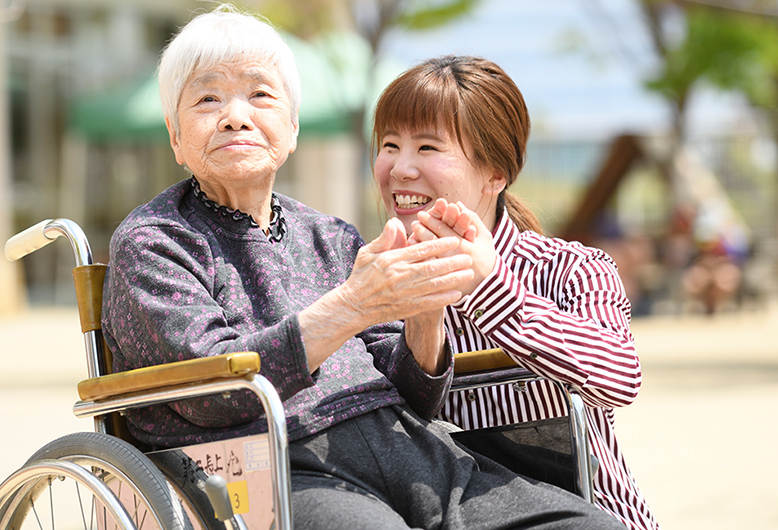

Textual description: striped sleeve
[454,231,641,409]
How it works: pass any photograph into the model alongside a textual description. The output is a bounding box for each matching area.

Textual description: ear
[289,112,300,154]
[165,116,186,166]
[483,169,507,196]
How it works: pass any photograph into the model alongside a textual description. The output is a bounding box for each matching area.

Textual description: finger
[440,202,462,227]
[400,236,463,262]
[382,262,473,300]
[410,220,437,243]
[403,289,464,314]
[422,254,474,279]
[455,202,490,238]
[452,212,475,240]
[419,208,475,240]
[416,210,461,240]
[366,218,407,253]
[402,266,475,302]
[427,198,449,220]
[462,225,477,242]
[407,221,422,245]
[384,217,408,249]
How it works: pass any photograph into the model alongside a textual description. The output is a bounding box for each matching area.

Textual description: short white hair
[158,4,301,134]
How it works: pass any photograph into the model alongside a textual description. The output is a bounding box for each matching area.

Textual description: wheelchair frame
[451,352,597,503]
[1,218,292,530]
[1,217,596,529]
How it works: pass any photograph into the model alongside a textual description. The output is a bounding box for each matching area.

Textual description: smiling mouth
[222,141,261,148]
[394,194,431,209]
[216,136,264,150]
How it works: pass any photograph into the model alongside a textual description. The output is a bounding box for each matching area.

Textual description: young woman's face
[374,124,504,235]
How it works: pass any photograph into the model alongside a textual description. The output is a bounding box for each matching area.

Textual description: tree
[256,0,479,139]
[249,0,481,230]
[642,1,778,242]
[0,5,25,314]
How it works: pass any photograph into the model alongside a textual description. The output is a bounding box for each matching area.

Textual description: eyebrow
[412,132,444,142]
[187,72,220,90]
[240,67,273,84]
[187,67,274,90]
[383,129,444,142]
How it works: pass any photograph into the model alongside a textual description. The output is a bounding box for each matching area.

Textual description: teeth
[394,194,431,209]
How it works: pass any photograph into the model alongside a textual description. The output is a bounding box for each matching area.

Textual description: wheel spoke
[48,478,54,529]
[138,501,148,529]
[8,432,187,529]
[74,480,91,530]
[29,489,43,530]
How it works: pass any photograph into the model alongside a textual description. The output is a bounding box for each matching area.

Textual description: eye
[252,90,269,98]
[382,141,398,150]
[198,95,218,104]
[419,144,438,152]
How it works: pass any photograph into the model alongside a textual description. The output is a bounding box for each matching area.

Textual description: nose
[389,153,420,182]
[219,97,254,131]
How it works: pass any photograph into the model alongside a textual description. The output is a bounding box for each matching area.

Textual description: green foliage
[645,6,778,111]
[394,0,482,31]
[249,0,481,39]
[248,0,339,38]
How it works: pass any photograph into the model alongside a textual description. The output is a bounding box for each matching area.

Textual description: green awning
[70,76,169,142]
[69,31,402,143]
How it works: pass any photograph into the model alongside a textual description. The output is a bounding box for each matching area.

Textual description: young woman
[372,54,660,530]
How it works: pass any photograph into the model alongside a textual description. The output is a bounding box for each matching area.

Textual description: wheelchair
[0,218,595,529]
[447,350,597,502]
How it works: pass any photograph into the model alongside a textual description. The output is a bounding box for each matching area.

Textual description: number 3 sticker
[226,480,250,514]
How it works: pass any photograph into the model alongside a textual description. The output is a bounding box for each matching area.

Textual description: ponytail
[499,191,542,234]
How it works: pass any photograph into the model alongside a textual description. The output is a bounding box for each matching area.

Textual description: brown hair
[371,55,541,233]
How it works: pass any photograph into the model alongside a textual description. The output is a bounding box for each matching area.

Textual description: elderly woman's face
[168,58,298,188]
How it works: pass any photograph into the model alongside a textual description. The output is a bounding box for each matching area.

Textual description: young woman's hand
[409,198,497,296]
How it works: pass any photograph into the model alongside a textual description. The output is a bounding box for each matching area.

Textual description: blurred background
[0,1,777,529]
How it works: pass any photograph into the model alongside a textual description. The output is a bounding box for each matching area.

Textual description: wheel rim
[0,459,138,529]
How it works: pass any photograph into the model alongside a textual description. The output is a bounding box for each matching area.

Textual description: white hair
[158,4,301,134]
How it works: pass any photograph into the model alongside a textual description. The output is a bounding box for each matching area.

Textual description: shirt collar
[492,206,521,259]
[189,176,286,242]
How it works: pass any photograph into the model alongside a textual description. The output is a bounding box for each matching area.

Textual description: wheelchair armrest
[452,348,538,392]
[77,352,261,402]
[453,348,516,374]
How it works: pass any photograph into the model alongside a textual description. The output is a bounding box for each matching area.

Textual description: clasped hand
[407,199,498,297]
[344,216,474,326]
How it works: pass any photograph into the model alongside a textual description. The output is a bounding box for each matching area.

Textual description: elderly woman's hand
[298,218,473,373]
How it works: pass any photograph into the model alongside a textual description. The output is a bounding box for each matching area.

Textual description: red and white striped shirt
[440,210,660,530]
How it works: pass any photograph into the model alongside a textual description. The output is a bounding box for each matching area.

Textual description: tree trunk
[0,18,24,314]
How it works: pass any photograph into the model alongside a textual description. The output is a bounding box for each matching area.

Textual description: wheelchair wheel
[148,450,226,530]
[0,431,191,529]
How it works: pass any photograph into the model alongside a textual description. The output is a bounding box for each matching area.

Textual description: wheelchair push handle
[5,218,94,267]
[5,219,55,261]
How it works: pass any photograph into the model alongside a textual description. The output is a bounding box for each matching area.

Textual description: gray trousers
[289,405,625,530]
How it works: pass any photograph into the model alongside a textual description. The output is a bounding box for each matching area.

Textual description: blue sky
[381,0,749,139]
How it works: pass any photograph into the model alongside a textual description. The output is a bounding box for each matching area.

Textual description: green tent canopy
[69,32,402,143]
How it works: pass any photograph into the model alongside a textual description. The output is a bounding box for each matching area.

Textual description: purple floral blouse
[102,178,452,449]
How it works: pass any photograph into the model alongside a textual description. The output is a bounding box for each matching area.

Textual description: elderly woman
[102,5,627,529]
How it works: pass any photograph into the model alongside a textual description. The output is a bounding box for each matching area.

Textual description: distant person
[372,54,659,530]
[682,237,742,314]
[102,7,628,529]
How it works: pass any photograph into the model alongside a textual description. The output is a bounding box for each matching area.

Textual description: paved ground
[1,303,777,529]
